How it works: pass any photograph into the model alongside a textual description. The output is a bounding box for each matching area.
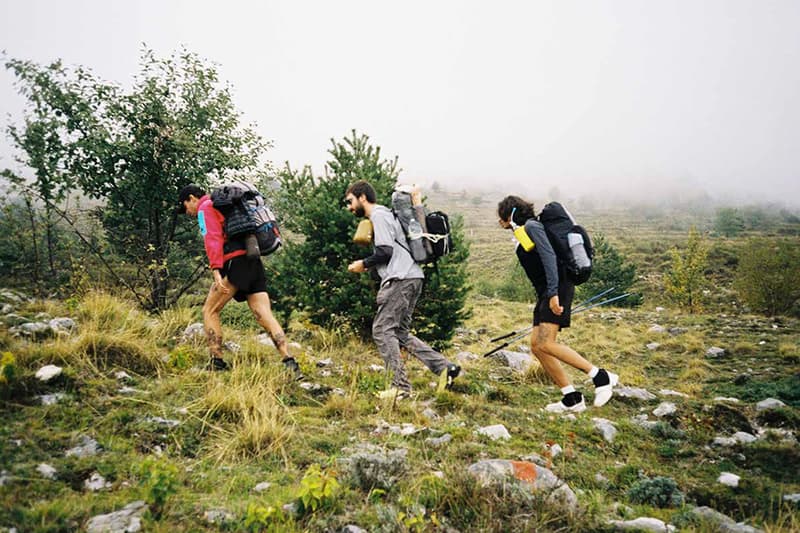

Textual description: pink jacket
[197,195,246,269]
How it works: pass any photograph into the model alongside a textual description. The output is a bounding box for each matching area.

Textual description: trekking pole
[490,328,531,343]
[573,286,616,311]
[573,293,631,313]
[483,328,533,357]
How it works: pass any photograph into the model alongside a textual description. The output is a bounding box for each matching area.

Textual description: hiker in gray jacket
[345,180,460,399]
[498,195,617,413]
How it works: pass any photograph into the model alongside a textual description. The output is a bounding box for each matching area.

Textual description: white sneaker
[376,387,410,401]
[593,371,619,407]
[545,396,587,413]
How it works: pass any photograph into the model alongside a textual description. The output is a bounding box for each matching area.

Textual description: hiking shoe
[544,391,586,413]
[282,357,305,381]
[207,357,230,371]
[376,387,411,401]
[592,369,619,407]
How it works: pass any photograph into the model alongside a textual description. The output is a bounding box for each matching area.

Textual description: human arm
[524,220,560,299]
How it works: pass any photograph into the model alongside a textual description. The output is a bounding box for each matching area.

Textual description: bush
[664,227,708,313]
[577,233,642,307]
[734,238,800,316]
[627,476,685,508]
[271,130,470,347]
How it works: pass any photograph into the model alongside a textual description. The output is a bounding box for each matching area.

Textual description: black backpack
[538,202,593,285]
[391,187,452,264]
[211,182,282,256]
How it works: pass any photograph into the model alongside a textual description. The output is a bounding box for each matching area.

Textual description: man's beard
[354,206,365,218]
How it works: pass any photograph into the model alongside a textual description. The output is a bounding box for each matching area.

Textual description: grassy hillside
[1,194,799,532]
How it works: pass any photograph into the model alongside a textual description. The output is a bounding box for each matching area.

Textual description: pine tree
[576,233,642,307]
[270,130,470,347]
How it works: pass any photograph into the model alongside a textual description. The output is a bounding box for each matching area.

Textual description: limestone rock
[11,321,52,338]
[36,463,57,479]
[648,325,665,333]
[732,432,757,444]
[182,322,205,341]
[467,459,578,510]
[690,506,764,533]
[756,398,786,411]
[35,364,62,382]
[706,346,726,358]
[367,364,385,372]
[475,424,511,441]
[489,350,533,373]
[608,517,675,532]
[631,414,657,430]
[38,393,67,405]
[256,333,274,347]
[653,402,677,417]
[85,472,112,492]
[338,444,408,490]
[425,433,452,448]
[86,500,147,533]
[659,389,689,398]
[616,386,657,401]
[316,358,333,367]
[455,351,479,363]
[718,472,740,487]
[593,418,618,443]
[712,437,737,447]
[203,509,234,524]
[66,435,101,458]
[646,342,661,351]
[253,481,272,492]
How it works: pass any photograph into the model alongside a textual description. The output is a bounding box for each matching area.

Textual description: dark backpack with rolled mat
[538,202,594,285]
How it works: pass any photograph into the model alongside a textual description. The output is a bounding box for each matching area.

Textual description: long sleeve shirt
[515,219,561,299]
[196,195,246,269]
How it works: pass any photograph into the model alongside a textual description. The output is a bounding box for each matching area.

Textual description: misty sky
[1,0,799,204]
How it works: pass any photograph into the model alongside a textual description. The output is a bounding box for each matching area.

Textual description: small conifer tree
[271,130,470,347]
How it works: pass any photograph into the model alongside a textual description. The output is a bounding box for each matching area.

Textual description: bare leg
[246,291,289,358]
[530,323,592,387]
[203,276,237,358]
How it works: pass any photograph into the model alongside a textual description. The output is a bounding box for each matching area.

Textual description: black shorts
[220,255,267,302]
[533,281,575,330]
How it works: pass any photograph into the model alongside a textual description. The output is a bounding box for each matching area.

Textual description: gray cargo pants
[372,278,451,391]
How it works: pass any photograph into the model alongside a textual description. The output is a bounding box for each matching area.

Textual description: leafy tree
[664,226,708,313]
[734,239,800,316]
[3,48,270,309]
[272,130,470,348]
[576,233,642,307]
[714,207,746,237]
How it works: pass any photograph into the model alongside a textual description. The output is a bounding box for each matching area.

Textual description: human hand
[213,270,230,294]
[348,260,366,273]
[411,185,422,206]
[549,295,563,316]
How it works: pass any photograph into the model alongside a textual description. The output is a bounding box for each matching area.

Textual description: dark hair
[176,184,206,213]
[345,180,377,204]
[498,195,536,225]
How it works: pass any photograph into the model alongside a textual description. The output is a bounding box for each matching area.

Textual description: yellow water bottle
[510,207,535,252]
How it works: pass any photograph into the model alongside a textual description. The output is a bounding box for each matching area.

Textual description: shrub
[135,457,179,518]
[577,233,642,307]
[734,239,800,316]
[627,476,685,508]
[664,226,708,313]
[296,464,341,515]
[0,351,16,384]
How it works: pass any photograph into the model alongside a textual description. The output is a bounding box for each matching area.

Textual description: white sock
[588,366,599,378]
[561,385,575,396]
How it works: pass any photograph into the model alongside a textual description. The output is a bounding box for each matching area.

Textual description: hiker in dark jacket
[177,184,302,378]
[498,195,617,412]
[344,180,460,399]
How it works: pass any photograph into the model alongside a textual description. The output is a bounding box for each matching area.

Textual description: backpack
[391,186,453,264]
[538,202,593,285]
[211,181,282,256]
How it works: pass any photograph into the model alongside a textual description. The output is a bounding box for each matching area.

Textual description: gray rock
[646,342,661,351]
[118,386,145,395]
[1,313,27,326]
[475,424,511,441]
[203,509,234,524]
[593,418,618,443]
[86,500,146,533]
[519,452,549,467]
[489,350,533,373]
[756,398,786,411]
[66,435,101,458]
[595,472,609,485]
[341,526,368,533]
[367,364,385,372]
[39,393,67,405]
[37,463,57,479]
[422,408,439,420]
[182,322,205,341]
[706,346,726,358]
[718,472,740,487]
[608,517,675,532]
[12,321,53,338]
[616,386,657,401]
[282,502,299,516]
[655,306,665,312]
[85,472,111,492]
[144,416,180,428]
[374,420,418,436]
[49,317,76,333]
[467,459,578,510]
[1,303,13,314]
[714,397,741,403]
[631,414,657,430]
[0,470,11,486]
[691,506,764,533]
[455,351,479,363]
[332,387,346,396]
[35,364,62,382]
[316,358,333,367]
[783,493,800,503]
[648,324,666,333]
[732,432,757,444]
[653,402,677,417]
[256,333,274,347]
[712,437,738,447]
[223,341,240,353]
[253,481,272,492]
[0,289,26,303]
[338,444,408,490]
[668,327,687,336]
[425,433,452,448]
[114,371,132,381]
[659,389,689,398]
[288,341,302,350]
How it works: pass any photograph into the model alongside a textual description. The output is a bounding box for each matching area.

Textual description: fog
[1,0,799,206]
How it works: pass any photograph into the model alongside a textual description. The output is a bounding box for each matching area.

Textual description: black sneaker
[446,363,461,389]
[282,357,305,381]
[207,357,230,371]
[592,369,618,407]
